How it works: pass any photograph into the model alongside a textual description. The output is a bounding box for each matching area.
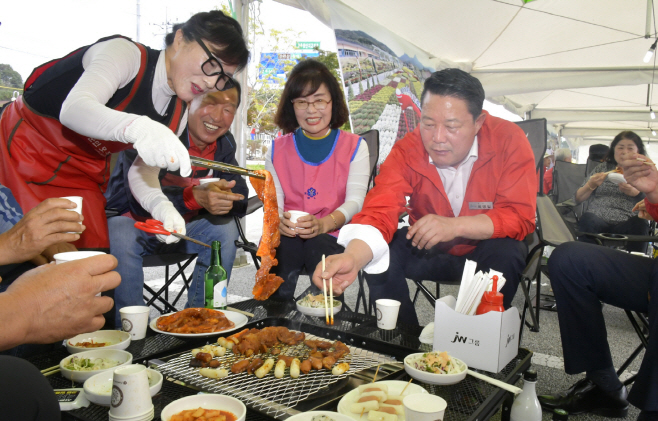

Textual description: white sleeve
[265,144,286,217]
[127,156,169,213]
[336,139,369,222]
[59,38,143,142]
[337,224,390,273]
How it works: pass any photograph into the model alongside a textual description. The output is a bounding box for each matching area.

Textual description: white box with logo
[432,301,519,373]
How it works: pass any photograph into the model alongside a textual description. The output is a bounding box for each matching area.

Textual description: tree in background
[0,64,23,102]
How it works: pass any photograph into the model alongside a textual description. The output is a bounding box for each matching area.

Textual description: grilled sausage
[300,359,312,374]
[309,357,323,370]
[247,358,264,375]
[322,356,336,370]
[195,352,213,363]
[231,359,250,373]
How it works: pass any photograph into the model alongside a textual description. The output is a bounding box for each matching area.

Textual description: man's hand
[0,198,84,266]
[311,253,360,296]
[618,182,640,197]
[279,212,297,237]
[30,242,79,266]
[310,239,374,296]
[4,254,120,346]
[193,179,244,215]
[620,154,658,202]
[406,214,460,250]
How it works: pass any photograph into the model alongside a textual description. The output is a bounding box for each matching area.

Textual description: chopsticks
[190,157,266,180]
[41,365,60,377]
[226,307,254,318]
[321,255,334,325]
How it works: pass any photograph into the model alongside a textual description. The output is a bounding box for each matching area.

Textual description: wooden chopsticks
[41,365,60,377]
[321,255,334,325]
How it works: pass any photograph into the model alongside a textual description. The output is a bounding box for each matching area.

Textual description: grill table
[28,299,531,421]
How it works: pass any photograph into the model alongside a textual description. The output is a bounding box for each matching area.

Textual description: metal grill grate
[157,332,395,419]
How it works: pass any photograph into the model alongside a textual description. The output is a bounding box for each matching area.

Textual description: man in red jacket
[312,69,536,325]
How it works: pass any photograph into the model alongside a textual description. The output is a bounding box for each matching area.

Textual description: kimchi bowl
[161,394,246,421]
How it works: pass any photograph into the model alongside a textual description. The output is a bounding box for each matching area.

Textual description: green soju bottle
[204,241,228,310]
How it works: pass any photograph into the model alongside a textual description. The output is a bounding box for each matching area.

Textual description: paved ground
[141,182,646,420]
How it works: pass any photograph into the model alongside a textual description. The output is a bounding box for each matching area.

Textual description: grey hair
[555,148,572,162]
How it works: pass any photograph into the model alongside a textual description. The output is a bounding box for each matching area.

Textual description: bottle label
[213,280,228,309]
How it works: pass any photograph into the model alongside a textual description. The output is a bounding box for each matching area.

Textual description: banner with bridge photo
[325,1,436,166]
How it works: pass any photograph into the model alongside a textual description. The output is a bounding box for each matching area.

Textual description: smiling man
[312,69,536,325]
[104,84,247,326]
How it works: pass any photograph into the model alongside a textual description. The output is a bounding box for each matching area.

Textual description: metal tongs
[190,156,265,180]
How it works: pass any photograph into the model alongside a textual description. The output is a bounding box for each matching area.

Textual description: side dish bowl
[161,394,246,421]
[83,367,162,406]
[404,352,468,385]
[60,349,132,383]
[66,330,131,354]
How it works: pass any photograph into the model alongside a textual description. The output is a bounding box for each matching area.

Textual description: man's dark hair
[165,10,250,72]
[275,59,350,134]
[421,68,485,121]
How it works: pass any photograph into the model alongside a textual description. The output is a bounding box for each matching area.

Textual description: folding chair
[234,196,264,270]
[142,253,197,314]
[551,160,588,224]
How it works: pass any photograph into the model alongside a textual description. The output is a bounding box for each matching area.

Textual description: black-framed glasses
[196,37,236,92]
[291,98,332,111]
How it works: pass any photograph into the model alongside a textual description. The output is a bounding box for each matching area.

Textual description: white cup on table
[375,299,401,329]
[120,306,150,340]
[60,196,83,233]
[53,251,106,265]
[403,394,447,420]
[109,364,153,420]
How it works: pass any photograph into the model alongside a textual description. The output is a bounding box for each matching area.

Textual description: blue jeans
[109,213,239,326]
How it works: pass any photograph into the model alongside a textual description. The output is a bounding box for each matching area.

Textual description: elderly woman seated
[574,131,650,252]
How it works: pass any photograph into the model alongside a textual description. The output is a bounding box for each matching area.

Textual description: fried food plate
[337,380,428,420]
[150,309,248,338]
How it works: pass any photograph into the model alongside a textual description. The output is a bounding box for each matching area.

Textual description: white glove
[124,116,192,177]
[151,201,186,244]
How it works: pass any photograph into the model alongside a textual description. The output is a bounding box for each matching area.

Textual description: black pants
[548,242,658,410]
[271,234,345,300]
[0,356,60,420]
[577,213,650,252]
[365,227,527,326]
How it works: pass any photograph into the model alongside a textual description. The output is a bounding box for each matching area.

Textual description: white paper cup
[403,394,447,421]
[120,306,150,340]
[109,364,153,419]
[375,299,401,329]
[199,178,220,185]
[288,210,309,223]
[54,251,106,265]
[61,196,83,233]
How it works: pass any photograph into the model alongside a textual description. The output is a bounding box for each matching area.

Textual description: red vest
[272,130,361,236]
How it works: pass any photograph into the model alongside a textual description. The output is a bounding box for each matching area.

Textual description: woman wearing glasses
[266,60,370,300]
[0,11,248,250]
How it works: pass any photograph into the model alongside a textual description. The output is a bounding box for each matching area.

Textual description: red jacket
[352,111,537,256]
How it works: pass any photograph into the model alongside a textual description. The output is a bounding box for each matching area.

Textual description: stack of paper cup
[120,306,150,340]
[375,299,401,329]
[61,196,83,234]
[403,394,447,420]
[109,364,154,421]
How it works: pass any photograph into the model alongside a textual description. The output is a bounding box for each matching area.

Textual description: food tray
[156,318,410,420]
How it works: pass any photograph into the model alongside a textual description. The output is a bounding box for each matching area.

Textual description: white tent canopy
[273,0,658,145]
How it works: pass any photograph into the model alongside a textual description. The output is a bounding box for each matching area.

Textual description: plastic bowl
[83,368,163,406]
[404,352,468,385]
[296,299,342,317]
[66,330,131,354]
[161,394,246,421]
[60,349,133,383]
[607,172,626,185]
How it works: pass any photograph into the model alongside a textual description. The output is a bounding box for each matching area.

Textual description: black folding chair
[142,253,197,314]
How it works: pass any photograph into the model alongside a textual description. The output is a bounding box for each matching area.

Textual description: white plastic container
[510,370,542,421]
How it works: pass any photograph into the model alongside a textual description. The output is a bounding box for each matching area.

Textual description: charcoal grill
[156,317,414,419]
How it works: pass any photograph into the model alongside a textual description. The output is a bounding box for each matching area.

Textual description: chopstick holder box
[432,301,519,373]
